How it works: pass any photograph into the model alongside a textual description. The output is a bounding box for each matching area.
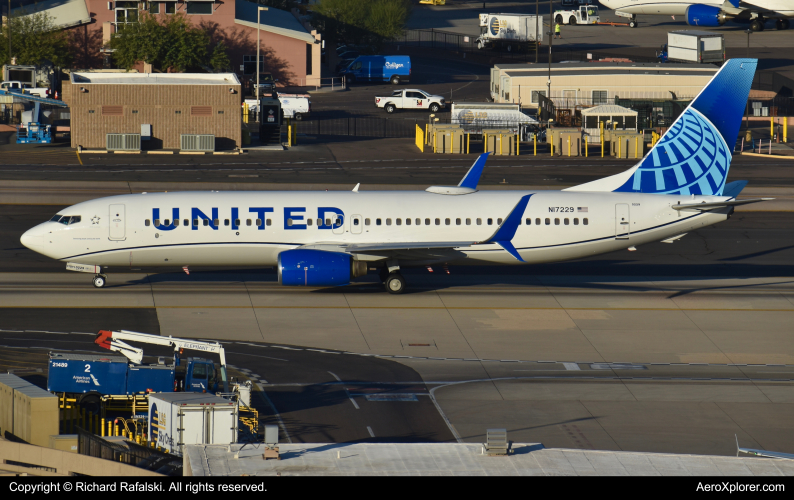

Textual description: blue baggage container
[48,353,128,395]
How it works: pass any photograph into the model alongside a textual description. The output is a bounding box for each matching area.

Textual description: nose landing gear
[92,274,108,288]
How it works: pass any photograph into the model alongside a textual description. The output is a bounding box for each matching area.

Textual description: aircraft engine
[686,4,727,26]
[277,249,367,286]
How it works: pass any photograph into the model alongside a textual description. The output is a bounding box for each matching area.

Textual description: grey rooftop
[185,443,794,476]
[70,73,241,86]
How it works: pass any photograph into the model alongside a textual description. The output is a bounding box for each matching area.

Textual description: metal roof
[70,72,241,85]
[494,62,718,71]
[504,69,716,78]
[0,374,55,398]
[581,105,638,116]
[149,393,236,405]
[235,0,316,44]
[12,0,90,29]
[186,442,794,476]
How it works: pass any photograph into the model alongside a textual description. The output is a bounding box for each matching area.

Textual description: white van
[278,93,311,120]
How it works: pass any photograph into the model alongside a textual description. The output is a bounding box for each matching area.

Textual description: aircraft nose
[20,227,44,250]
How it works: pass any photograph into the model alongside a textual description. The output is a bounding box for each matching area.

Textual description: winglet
[458,153,490,190]
[352,183,360,193]
[483,194,533,262]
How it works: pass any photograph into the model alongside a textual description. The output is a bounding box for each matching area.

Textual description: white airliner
[21,59,770,294]
[599,0,792,30]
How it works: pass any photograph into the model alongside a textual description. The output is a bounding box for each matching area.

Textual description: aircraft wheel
[629,20,637,28]
[92,274,107,288]
[750,19,764,31]
[385,273,406,294]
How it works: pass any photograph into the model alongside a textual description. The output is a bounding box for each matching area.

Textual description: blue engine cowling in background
[278,249,367,286]
[686,4,725,26]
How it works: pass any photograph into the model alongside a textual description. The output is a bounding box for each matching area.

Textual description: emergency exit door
[109,204,126,240]
[615,203,630,240]
[351,215,362,234]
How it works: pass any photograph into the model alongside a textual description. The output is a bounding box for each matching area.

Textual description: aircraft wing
[344,241,475,252]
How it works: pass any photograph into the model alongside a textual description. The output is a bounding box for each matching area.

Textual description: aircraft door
[615,203,630,239]
[332,214,345,235]
[351,215,362,234]
[109,204,126,240]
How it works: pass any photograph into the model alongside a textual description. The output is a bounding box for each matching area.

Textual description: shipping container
[660,31,725,64]
[477,14,543,51]
[148,393,238,455]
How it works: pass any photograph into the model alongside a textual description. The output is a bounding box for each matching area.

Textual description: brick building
[63,72,242,150]
[13,0,321,87]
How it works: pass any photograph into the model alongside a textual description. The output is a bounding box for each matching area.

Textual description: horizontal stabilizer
[660,233,687,244]
[672,198,773,211]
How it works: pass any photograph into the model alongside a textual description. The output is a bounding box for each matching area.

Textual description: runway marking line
[329,371,360,409]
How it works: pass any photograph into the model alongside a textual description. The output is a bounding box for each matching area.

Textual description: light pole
[548,0,553,100]
[745,28,751,58]
[256,6,268,101]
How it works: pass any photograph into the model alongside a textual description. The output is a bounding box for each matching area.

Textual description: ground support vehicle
[375,89,445,114]
[656,31,725,64]
[340,56,411,84]
[148,393,238,455]
[554,6,600,25]
[477,14,543,52]
[47,330,230,411]
[0,80,48,98]
[278,93,311,120]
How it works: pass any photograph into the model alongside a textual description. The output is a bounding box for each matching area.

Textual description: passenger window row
[145,218,272,227]
[143,217,589,228]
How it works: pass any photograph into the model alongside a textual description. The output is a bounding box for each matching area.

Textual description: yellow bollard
[567,136,571,157]
[551,135,554,156]
[600,122,604,158]
[242,102,249,124]
[585,138,588,158]
[635,136,639,159]
[785,117,788,143]
[101,418,105,437]
[467,133,470,154]
[771,116,774,139]
[533,133,537,156]
[500,134,503,155]
[516,134,519,156]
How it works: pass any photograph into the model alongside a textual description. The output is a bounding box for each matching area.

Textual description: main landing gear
[92,274,108,288]
[379,265,406,294]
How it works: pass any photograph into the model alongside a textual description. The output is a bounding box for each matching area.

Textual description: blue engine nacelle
[686,4,726,26]
[278,249,368,286]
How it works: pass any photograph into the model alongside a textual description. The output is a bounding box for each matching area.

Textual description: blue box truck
[340,55,411,84]
[48,352,222,412]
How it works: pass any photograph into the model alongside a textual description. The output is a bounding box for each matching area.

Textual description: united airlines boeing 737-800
[599,0,792,31]
[21,59,770,294]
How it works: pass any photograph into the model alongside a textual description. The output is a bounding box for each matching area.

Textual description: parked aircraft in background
[599,0,792,31]
[21,60,771,294]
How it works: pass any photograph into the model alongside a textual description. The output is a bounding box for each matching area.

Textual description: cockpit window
[50,215,81,225]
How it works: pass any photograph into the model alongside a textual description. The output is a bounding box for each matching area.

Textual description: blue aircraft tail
[566,59,757,196]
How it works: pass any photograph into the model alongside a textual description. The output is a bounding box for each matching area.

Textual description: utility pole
[547,0,553,101]
[535,0,539,64]
[7,0,11,65]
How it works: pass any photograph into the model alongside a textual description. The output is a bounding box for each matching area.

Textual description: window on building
[531,90,547,104]
[164,1,176,14]
[306,43,313,76]
[592,90,608,105]
[186,1,212,14]
[242,55,265,75]
[149,2,160,14]
[191,106,212,117]
[114,2,139,31]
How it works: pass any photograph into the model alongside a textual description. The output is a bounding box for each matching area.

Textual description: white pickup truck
[0,81,49,98]
[375,89,445,114]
